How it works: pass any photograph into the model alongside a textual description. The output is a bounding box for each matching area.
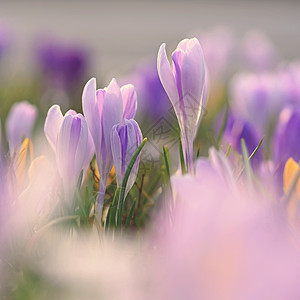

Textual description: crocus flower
[6,101,37,156]
[157,38,207,173]
[55,111,88,199]
[273,107,300,184]
[82,78,137,211]
[44,104,94,173]
[154,171,300,300]
[122,60,170,121]
[111,119,142,197]
[35,37,88,91]
[221,111,263,163]
[230,72,284,133]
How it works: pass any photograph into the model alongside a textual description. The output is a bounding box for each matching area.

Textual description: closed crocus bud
[111,119,142,198]
[82,77,137,212]
[56,112,88,198]
[230,72,284,133]
[44,104,94,173]
[157,38,207,173]
[6,101,37,156]
[273,107,300,183]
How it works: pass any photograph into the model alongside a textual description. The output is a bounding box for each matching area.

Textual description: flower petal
[44,104,63,151]
[121,84,137,120]
[157,43,180,111]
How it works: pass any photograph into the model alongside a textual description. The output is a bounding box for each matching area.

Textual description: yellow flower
[283,157,300,231]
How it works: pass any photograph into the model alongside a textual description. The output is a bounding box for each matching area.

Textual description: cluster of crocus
[2,31,300,300]
[82,78,142,212]
[219,62,300,186]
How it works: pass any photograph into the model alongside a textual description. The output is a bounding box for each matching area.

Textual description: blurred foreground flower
[6,101,37,157]
[157,38,207,173]
[151,151,300,300]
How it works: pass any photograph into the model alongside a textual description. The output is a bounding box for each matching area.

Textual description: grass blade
[179,136,186,174]
[237,137,263,181]
[163,146,170,178]
[117,138,147,228]
[124,199,137,229]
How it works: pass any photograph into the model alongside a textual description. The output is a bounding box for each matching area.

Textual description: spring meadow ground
[1,1,300,299]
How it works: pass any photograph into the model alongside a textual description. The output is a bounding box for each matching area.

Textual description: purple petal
[101,78,123,174]
[111,124,123,186]
[44,104,63,151]
[74,114,88,178]
[6,101,37,156]
[82,78,101,153]
[157,43,180,114]
[121,84,137,120]
[56,114,73,180]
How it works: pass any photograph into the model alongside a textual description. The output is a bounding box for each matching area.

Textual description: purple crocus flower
[157,38,207,173]
[111,119,142,197]
[273,107,300,183]
[82,78,137,211]
[6,101,37,156]
[44,105,94,176]
[123,60,170,121]
[222,112,263,163]
[56,111,88,199]
[36,37,88,91]
[230,72,284,133]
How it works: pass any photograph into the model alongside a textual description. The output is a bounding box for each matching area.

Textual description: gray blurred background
[1,0,300,83]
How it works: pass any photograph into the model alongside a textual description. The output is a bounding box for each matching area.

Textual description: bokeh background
[1,0,300,80]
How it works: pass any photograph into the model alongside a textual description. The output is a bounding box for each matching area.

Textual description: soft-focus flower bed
[1,24,300,299]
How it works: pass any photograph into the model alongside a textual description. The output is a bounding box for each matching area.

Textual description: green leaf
[106,188,120,230]
[225,144,231,158]
[124,199,137,229]
[249,138,263,161]
[237,137,263,181]
[117,138,147,228]
[163,145,170,178]
[179,136,186,174]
